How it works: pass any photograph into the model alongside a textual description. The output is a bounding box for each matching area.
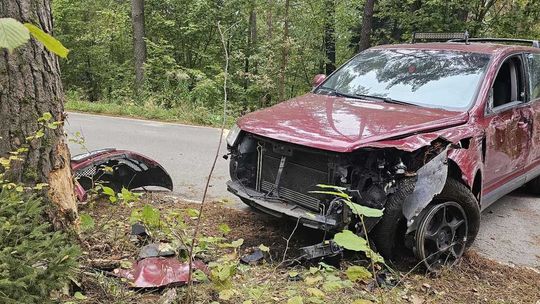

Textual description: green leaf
[287,296,303,304]
[141,204,160,227]
[345,265,372,281]
[309,190,351,199]
[120,260,133,269]
[24,23,69,58]
[231,238,244,248]
[315,184,347,191]
[193,269,208,282]
[73,291,87,300]
[344,201,384,217]
[333,230,369,252]
[0,18,30,52]
[79,213,95,232]
[322,280,343,292]
[218,223,231,234]
[258,244,270,252]
[219,289,235,300]
[306,287,325,298]
[34,130,45,139]
[101,186,115,196]
[186,208,200,218]
[40,112,53,121]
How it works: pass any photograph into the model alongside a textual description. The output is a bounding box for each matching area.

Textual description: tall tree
[0,0,77,228]
[131,0,147,92]
[324,0,336,74]
[278,0,291,101]
[359,0,377,51]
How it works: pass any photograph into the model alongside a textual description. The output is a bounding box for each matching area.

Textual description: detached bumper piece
[227,180,339,230]
[71,149,173,201]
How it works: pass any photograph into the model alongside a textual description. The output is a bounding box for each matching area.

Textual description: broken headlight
[226,124,242,147]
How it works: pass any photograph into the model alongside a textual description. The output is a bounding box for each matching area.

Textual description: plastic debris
[240,247,266,265]
[138,243,176,260]
[113,257,207,288]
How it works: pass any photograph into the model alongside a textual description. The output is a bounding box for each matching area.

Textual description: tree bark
[131,0,146,92]
[278,0,290,101]
[0,0,77,228]
[359,0,377,52]
[244,3,257,108]
[324,0,336,74]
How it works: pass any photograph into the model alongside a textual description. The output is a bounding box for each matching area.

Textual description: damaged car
[226,34,540,268]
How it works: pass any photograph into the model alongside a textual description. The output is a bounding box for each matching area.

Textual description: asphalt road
[65,112,540,269]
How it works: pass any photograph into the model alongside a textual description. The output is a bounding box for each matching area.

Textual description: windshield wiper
[319,87,419,107]
[355,94,419,107]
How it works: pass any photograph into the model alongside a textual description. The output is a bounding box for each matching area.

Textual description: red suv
[226,36,540,268]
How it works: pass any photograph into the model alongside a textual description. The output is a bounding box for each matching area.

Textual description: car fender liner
[71,149,173,201]
[402,147,449,230]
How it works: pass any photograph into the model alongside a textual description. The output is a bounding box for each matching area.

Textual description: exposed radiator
[257,146,329,212]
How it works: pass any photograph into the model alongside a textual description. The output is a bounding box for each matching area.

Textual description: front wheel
[413,178,480,270]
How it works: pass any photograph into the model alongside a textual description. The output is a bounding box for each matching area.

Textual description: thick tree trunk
[278,0,290,101]
[324,0,336,74]
[0,0,77,228]
[131,0,146,92]
[359,0,377,52]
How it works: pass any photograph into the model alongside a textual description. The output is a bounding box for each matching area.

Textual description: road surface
[65,112,540,269]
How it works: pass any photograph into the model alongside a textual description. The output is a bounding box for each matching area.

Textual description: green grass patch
[65,99,236,128]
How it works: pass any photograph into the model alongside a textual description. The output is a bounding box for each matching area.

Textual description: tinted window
[528,53,540,101]
[318,49,491,110]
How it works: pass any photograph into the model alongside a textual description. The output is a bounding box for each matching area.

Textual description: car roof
[372,42,540,55]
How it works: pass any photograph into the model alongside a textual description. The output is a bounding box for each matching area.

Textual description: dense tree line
[52,0,540,118]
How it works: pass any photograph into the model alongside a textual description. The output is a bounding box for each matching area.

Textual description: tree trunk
[278,0,290,101]
[0,0,77,228]
[131,0,146,93]
[359,0,377,52]
[324,0,336,74]
[244,4,257,108]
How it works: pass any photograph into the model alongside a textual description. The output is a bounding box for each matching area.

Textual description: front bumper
[227,180,340,230]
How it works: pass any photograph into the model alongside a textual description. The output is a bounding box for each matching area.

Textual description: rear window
[317,49,491,110]
[527,53,540,101]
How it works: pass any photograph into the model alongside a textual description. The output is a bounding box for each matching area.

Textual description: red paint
[114,258,207,288]
[237,42,540,208]
[238,93,468,153]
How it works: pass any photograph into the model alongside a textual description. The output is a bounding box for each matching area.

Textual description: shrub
[0,189,80,304]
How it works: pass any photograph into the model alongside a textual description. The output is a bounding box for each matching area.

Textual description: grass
[72,194,540,304]
[65,99,237,128]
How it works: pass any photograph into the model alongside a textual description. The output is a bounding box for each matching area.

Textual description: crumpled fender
[368,123,484,189]
[71,148,173,201]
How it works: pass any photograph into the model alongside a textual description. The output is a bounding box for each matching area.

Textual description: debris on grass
[75,194,540,303]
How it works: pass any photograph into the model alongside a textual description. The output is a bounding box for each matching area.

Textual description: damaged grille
[256,141,331,211]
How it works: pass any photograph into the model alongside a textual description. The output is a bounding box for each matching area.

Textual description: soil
[74,193,540,304]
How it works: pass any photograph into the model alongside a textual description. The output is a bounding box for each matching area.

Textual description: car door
[523,52,540,175]
[483,54,532,195]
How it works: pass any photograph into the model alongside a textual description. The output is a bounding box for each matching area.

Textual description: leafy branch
[0,17,69,57]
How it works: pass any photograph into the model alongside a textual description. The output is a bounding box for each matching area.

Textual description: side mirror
[312,74,326,88]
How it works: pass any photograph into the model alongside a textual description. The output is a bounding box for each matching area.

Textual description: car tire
[371,177,480,262]
[371,178,416,262]
[525,176,540,195]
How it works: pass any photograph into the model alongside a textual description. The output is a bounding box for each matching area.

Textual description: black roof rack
[412,31,469,44]
[447,37,540,48]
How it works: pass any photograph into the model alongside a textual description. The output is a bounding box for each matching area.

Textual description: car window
[491,56,526,109]
[527,53,540,101]
[316,49,491,110]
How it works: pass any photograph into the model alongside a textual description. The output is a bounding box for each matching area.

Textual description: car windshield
[317,49,491,110]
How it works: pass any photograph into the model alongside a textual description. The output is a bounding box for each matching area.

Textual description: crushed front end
[226,128,447,232]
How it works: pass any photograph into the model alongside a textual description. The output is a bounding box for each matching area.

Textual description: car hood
[237,93,469,153]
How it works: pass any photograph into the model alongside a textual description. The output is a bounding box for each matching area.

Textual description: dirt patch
[75,193,540,304]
